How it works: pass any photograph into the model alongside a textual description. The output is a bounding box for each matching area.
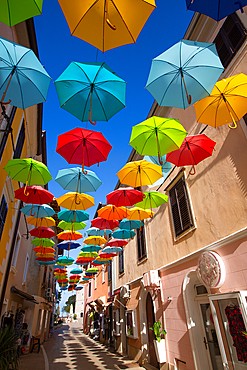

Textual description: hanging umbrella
[33,246,55,253]
[56,127,112,173]
[96,256,113,261]
[129,117,187,165]
[78,251,98,260]
[103,246,122,253]
[91,260,107,266]
[4,158,52,194]
[134,191,168,210]
[20,204,55,218]
[57,209,89,222]
[39,261,56,266]
[117,160,163,191]
[127,207,154,220]
[26,216,55,228]
[166,134,216,174]
[56,230,83,240]
[56,192,94,211]
[56,256,74,265]
[112,229,136,239]
[91,217,119,230]
[106,187,144,207]
[14,185,54,204]
[31,238,55,247]
[144,155,171,174]
[36,257,55,262]
[86,227,112,237]
[0,36,51,109]
[70,269,83,274]
[0,0,43,27]
[186,0,247,21]
[119,218,144,230]
[81,245,102,252]
[106,239,128,248]
[35,252,55,259]
[146,39,224,109]
[194,73,247,129]
[57,0,156,52]
[87,268,99,274]
[57,241,81,250]
[30,227,55,238]
[57,220,86,231]
[98,204,129,220]
[55,168,102,193]
[84,236,107,246]
[55,62,126,125]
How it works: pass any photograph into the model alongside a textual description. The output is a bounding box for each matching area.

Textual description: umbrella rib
[183,69,215,95]
[71,0,99,35]
[183,43,219,67]
[196,96,220,122]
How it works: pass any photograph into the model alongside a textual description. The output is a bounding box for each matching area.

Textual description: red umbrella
[99,252,117,258]
[106,187,144,207]
[70,275,81,280]
[91,217,119,230]
[166,134,216,175]
[56,127,112,173]
[30,227,55,238]
[36,257,55,262]
[14,186,54,204]
[54,268,67,273]
[106,239,128,248]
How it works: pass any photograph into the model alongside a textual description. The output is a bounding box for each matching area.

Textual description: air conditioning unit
[143,270,160,290]
[45,288,52,298]
[120,285,130,299]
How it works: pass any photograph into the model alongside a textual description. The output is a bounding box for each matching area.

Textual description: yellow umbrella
[84,236,107,246]
[194,73,247,129]
[96,256,113,261]
[117,160,163,192]
[56,192,94,210]
[98,204,129,220]
[57,0,156,52]
[35,253,55,258]
[26,216,55,228]
[127,207,155,220]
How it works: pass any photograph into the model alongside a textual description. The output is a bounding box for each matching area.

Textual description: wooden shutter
[169,177,193,237]
[0,107,17,161]
[119,249,124,274]
[0,195,8,240]
[137,226,146,261]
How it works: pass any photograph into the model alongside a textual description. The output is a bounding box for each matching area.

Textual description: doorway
[146,292,159,368]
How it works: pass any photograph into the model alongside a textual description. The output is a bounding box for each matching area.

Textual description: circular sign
[197,251,226,288]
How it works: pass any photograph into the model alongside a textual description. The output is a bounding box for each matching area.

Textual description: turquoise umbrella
[119,218,143,230]
[70,269,83,274]
[55,167,102,193]
[57,209,89,222]
[143,155,171,174]
[86,227,112,237]
[146,39,224,109]
[54,62,126,124]
[112,229,136,239]
[81,245,102,252]
[21,204,54,218]
[0,36,51,109]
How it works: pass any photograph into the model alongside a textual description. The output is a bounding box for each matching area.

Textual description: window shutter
[0,195,8,240]
[137,226,146,261]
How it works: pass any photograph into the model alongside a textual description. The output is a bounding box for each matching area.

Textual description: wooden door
[146,293,159,368]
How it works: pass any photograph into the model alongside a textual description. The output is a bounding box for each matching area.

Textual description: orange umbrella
[98,204,129,220]
[56,230,83,240]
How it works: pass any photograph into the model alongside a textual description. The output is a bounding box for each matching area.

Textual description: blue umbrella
[86,227,112,237]
[21,204,54,218]
[70,269,83,274]
[119,218,143,230]
[91,260,106,265]
[57,209,89,222]
[143,155,171,174]
[146,39,224,109]
[75,261,88,266]
[55,167,102,193]
[54,62,126,124]
[112,229,136,239]
[75,286,83,290]
[57,241,81,250]
[81,245,102,252]
[186,0,247,21]
[0,36,51,109]
[38,261,55,265]
[103,246,122,254]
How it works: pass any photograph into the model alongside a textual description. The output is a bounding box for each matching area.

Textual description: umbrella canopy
[119,218,143,230]
[36,257,55,262]
[146,39,224,109]
[91,217,119,230]
[194,73,247,129]
[135,191,168,210]
[166,134,216,174]
[98,205,129,220]
[14,185,54,204]
[86,227,112,237]
[70,269,83,274]
[35,252,55,258]
[30,227,55,238]
[117,160,163,190]
[0,36,51,109]
[57,241,81,250]
[57,209,89,222]
[4,158,52,190]
[106,239,128,248]
[20,204,55,218]
[56,231,83,240]
[31,238,55,248]
[56,127,112,173]
[56,192,94,211]
[78,251,98,258]
[186,0,247,21]
[57,0,156,52]
[84,236,107,246]
[33,246,55,253]
[106,187,144,207]
[26,216,55,228]
[81,245,102,252]
[143,155,172,174]
[127,207,154,220]
[0,0,43,27]
[55,168,102,193]
[56,256,74,265]
[103,246,122,253]
[39,261,55,265]
[91,260,106,266]
[55,62,126,124]
[57,221,86,231]
[112,229,136,239]
[129,117,187,165]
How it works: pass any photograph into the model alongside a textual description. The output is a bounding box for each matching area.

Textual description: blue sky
[34,0,193,309]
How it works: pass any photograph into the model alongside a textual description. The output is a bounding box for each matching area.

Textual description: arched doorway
[146,292,159,368]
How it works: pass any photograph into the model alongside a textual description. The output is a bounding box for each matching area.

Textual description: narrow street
[19,323,145,370]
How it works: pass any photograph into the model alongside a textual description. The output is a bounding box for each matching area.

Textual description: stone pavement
[19,322,146,370]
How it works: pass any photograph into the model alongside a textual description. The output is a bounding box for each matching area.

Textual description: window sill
[174,225,197,242]
[137,256,147,266]
[119,271,125,277]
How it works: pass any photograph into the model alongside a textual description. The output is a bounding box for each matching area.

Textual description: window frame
[0,106,16,161]
[14,119,25,159]
[108,260,112,282]
[102,265,105,284]
[136,225,147,262]
[119,249,124,275]
[88,281,92,297]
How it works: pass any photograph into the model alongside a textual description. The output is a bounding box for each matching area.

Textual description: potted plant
[150,320,167,363]
[0,326,19,370]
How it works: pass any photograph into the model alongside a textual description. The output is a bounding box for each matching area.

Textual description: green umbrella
[57,221,87,231]
[135,191,168,211]
[31,238,55,248]
[129,116,187,165]
[4,158,52,195]
[0,0,43,27]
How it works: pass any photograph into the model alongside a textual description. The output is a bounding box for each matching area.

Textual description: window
[102,265,105,284]
[12,233,21,268]
[88,281,92,297]
[14,120,25,159]
[94,274,97,289]
[119,249,124,274]
[137,226,146,261]
[23,254,29,284]
[169,176,194,237]
[0,106,16,161]
[108,260,112,282]
[126,309,138,338]
[214,13,247,68]
[0,195,8,241]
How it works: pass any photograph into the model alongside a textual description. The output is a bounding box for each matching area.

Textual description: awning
[94,296,105,306]
[10,286,39,304]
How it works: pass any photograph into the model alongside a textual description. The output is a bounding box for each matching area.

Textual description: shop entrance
[146,292,159,368]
